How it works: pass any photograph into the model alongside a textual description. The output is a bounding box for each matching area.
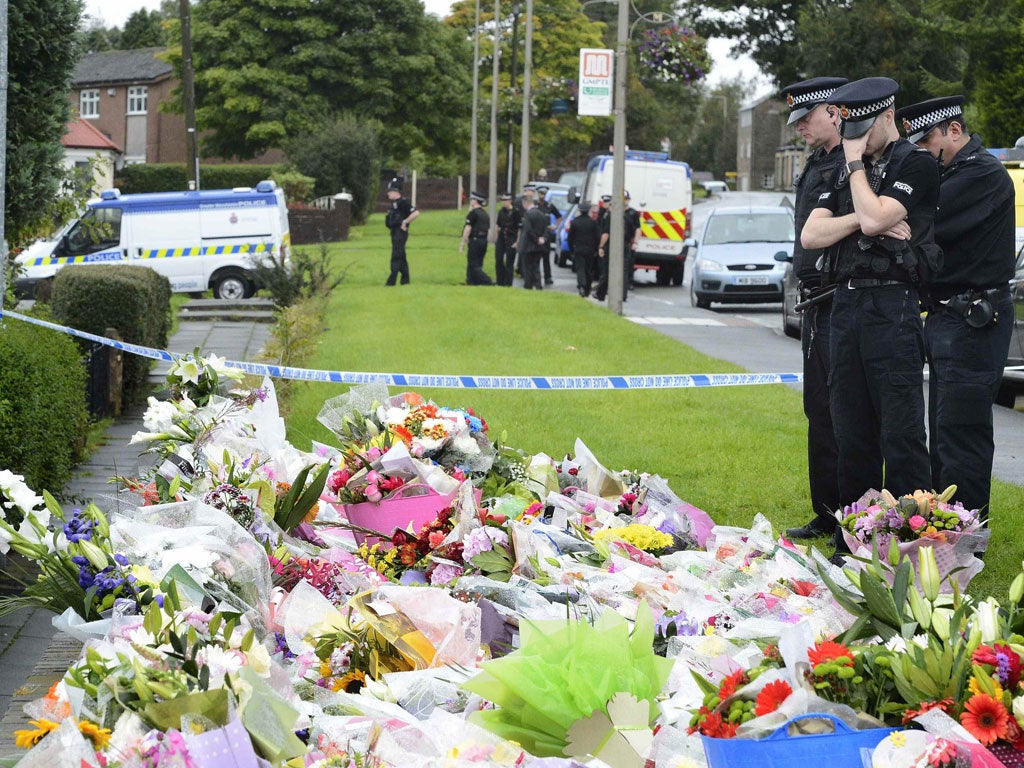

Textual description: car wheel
[213,270,253,300]
[690,278,710,309]
[655,268,672,286]
[671,261,685,287]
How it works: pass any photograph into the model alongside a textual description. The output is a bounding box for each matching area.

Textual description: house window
[80,89,100,119]
[127,86,148,115]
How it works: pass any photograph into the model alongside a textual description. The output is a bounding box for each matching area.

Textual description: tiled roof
[73,47,172,86]
[62,117,122,152]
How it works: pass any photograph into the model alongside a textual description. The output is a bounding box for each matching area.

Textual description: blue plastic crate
[701,714,898,768]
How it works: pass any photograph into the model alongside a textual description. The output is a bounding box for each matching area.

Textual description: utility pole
[487,0,500,236]
[469,0,480,206]
[0,0,8,303]
[179,0,199,190]
[607,0,628,315]
[518,0,533,188]
[506,4,519,193]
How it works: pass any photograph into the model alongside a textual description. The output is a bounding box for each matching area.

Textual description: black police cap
[895,95,965,144]
[782,77,848,125]
[536,186,549,194]
[499,193,512,201]
[469,190,486,204]
[828,77,899,139]
[387,177,403,192]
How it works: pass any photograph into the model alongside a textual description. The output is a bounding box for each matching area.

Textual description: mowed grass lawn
[279,208,1024,597]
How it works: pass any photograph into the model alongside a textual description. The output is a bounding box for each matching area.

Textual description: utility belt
[795,283,837,312]
[469,233,488,240]
[933,285,1009,328]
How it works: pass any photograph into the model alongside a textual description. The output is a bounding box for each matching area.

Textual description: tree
[80,18,120,52]
[176,0,471,165]
[120,8,169,49]
[679,80,750,180]
[7,0,84,246]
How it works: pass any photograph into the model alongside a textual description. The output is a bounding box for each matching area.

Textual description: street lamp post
[506,3,520,194]
[470,0,480,204]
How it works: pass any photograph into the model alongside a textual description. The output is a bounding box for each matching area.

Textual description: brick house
[61,117,122,194]
[71,48,187,165]
[735,95,787,192]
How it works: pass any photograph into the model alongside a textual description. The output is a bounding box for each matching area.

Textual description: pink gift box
[337,483,480,548]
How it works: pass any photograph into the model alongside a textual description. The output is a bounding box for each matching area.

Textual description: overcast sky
[82,0,770,94]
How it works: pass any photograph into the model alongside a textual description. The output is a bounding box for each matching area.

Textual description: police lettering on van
[15,180,290,299]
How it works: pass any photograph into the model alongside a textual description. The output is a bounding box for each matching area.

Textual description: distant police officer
[518,195,549,290]
[495,193,520,286]
[596,191,641,302]
[780,76,848,541]
[896,96,1016,516]
[461,191,494,285]
[535,186,561,286]
[384,177,419,286]
[802,77,939,522]
[568,202,601,297]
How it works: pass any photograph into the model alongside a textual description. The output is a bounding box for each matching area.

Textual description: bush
[115,164,283,194]
[285,114,382,224]
[50,265,172,403]
[0,313,88,492]
[248,243,345,309]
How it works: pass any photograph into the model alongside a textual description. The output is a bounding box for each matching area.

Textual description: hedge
[115,164,278,194]
[50,265,172,404]
[0,313,88,493]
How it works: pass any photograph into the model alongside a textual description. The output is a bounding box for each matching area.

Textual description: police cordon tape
[0,308,805,390]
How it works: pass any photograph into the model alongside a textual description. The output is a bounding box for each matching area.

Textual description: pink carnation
[909,514,927,531]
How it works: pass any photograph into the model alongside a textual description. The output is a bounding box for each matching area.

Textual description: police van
[15,180,290,299]
[579,150,693,286]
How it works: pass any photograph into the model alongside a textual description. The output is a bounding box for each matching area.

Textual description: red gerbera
[808,640,855,666]
[700,711,739,739]
[754,680,793,716]
[973,643,1023,689]
[717,669,748,700]
[960,693,1010,745]
[901,697,955,725]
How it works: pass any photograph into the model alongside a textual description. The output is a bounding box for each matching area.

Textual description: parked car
[700,180,729,194]
[688,206,794,309]
[997,244,1024,406]
[558,171,586,189]
[556,202,579,267]
[779,253,801,339]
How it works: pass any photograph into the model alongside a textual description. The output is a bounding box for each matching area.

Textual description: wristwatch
[846,160,866,176]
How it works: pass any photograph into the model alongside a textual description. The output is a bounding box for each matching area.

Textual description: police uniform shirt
[519,207,549,253]
[931,133,1015,297]
[815,140,940,279]
[624,207,641,246]
[793,144,845,285]
[465,206,489,239]
[387,197,415,229]
[497,206,522,246]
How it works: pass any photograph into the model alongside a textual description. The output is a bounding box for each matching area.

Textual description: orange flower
[755,680,793,716]
[808,640,854,666]
[700,711,739,739]
[303,502,321,524]
[960,693,1010,745]
[717,670,747,700]
[14,718,59,749]
[901,697,954,724]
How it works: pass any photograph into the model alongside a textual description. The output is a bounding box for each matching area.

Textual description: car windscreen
[703,213,794,245]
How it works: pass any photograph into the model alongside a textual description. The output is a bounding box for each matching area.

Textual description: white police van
[15,180,290,299]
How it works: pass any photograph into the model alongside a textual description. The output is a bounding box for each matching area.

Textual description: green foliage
[285,115,382,222]
[6,0,85,247]
[120,8,169,49]
[50,266,172,404]
[249,243,346,309]
[171,0,471,165]
[269,169,315,206]
[115,164,279,194]
[679,82,746,178]
[0,312,88,492]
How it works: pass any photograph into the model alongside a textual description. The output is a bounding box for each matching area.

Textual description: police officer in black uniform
[780,77,848,541]
[568,201,601,297]
[461,191,494,285]
[495,193,520,286]
[895,96,1016,516]
[535,186,561,286]
[802,78,939,537]
[384,177,419,286]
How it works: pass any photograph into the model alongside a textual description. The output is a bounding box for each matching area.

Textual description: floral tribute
[636,24,711,85]
[837,486,982,547]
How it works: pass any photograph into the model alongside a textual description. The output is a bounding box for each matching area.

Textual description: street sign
[578,48,613,117]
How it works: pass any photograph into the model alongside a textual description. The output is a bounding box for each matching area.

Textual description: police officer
[518,195,549,290]
[596,191,640,302]
[513,184,537,278]
[568,201,601,297]
[780,77,848,541]
[461,191,494,285]
[895,96,1016,516]
[384,177,419,286]
[535,186,561,286]
[495,193,520,286]
[802,77,938,530]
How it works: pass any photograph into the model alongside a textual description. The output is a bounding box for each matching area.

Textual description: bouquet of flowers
[837,486,988,593]
[636,24,711,85]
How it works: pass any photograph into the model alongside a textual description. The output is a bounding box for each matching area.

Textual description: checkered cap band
[839,94,896,120]
[787,87,836,109]
[903,105,962,135]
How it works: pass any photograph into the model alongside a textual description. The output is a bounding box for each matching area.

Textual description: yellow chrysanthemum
[14,718,60,749]
[593,523,673,552]
[77,720,112,748]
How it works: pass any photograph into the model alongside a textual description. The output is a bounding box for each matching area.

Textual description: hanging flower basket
[637,24,711,85]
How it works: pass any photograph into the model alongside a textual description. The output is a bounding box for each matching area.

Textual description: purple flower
[62,509,94,543]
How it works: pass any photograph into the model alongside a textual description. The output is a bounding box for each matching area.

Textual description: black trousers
[542,242,553,282]
[829,283,931,505]
[466,239,493,285]
[594,249,633,301]
[802,301,840,530]
[522,250,544,289]
[574,250,596,296]
[495,241,516,286]
[386,228,409,285]
[924,289,1014,517]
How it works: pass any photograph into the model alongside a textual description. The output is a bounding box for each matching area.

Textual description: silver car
[688,206,794,309]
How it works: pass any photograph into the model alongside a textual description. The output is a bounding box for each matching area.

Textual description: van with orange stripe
[579,150,692,286]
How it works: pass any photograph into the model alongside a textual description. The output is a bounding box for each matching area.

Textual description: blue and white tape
[0,308,803,390]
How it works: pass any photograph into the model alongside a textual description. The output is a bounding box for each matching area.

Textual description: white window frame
[80,89,100,119]
[127,86,148,116]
